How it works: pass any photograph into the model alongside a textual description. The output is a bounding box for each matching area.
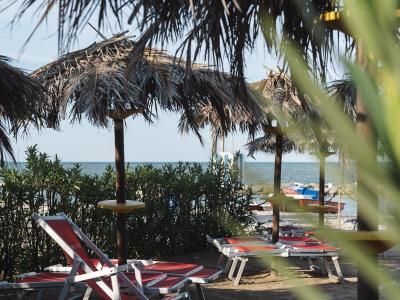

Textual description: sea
[9,161,358,216]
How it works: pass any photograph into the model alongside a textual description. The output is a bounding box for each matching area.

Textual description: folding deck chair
[207,235,343,285]
[1,213,191,300]
[46,259,221,300]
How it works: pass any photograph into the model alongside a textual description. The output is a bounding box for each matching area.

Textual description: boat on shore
[249,183,345,213]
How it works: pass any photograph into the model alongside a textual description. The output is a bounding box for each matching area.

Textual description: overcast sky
[0,6,327,163]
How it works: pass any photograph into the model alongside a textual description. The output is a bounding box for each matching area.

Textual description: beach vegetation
[0,146,253,279]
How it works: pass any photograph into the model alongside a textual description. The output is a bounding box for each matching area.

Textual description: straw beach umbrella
[32,32,262,264]
[0,55,51,164]
[249,71,305,242]
[181,70,305,242]
[250,72,344,230]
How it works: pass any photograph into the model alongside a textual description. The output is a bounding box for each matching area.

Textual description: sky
[0,6,328,163]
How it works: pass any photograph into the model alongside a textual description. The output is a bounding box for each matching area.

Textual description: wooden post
[114,118,127,265]
[355,38,378,300]
[272,133,283,243]
[318,152,326,228]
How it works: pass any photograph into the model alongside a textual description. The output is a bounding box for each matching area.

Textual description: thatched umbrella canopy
[248,71,306,242]
[246,134,300,156]
[33,32,263,264]
[0,55,51,164]
[178,100,260,155]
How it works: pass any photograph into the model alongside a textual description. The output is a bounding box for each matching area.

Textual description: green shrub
[0,146,253,279]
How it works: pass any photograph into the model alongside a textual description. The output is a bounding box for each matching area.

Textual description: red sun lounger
[207,234,343,285]
[47,259,222,299]
[0,213,189,300]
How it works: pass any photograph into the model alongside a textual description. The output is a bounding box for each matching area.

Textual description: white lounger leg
[110,274,121,299]
[233,258,248,286]
[332,256,344,282]
[322,258,334,279]
[83,287,92,300]
[228,257,239,280]
[59,260,81,300]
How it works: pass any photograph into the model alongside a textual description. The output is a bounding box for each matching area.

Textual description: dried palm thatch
[245,71,305,156]
[250,70,305,122]
[179,70,306,155]
[246,134,300,156]
[178,101,260,153]
[32,32,263,132]
[0,55,50,163]
[5,1,350,82]
[246,70,332,155]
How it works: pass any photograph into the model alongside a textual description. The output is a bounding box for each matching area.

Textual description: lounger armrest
[65,264,132,284]
[15,272,38,279]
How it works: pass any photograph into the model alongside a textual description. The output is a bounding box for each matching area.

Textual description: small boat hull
[282,198,345,213]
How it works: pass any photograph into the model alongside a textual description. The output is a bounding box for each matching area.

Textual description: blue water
[8,161,358,215]
[11,161,355,185]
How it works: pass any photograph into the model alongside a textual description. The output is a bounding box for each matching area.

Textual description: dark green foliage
[0,146,253,279]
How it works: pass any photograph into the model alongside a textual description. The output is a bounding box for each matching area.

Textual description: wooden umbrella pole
[272,133,283,243]
[318,151,326,228]
[114,118,127,265]
[355,38,378,300]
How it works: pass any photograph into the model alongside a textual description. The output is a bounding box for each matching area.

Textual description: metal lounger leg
[233,258,248,286]
[83,287,93,300]
[322,257,337,281]
[110,274,121,299]
[217,254,225,269]
[228,257,239,280]
[224,258,233,276]
[59,260,81,300]
[318,257,327,276]
[332,256,344,281]
[307,257,321,272]
[307,257,313,269]
[195,283,206,300]
[58,283,71,300]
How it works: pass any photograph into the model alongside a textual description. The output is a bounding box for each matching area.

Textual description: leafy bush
[0,146,253,279]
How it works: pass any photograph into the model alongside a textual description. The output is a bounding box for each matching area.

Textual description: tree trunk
[355,39,378,300]
[272,133,283,243]
[318,152,325,228]
[114,118,127,265]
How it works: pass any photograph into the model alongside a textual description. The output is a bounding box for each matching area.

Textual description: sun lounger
[207,234,343,285]
[0,213,192,300]
[264,225,316,237]
[46,259,221,298]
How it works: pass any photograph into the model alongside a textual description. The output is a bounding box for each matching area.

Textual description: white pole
[338,187,341,229]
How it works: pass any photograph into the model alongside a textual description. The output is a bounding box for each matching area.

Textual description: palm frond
[327,77,356,122]
[4,1,351,80]
[0,55,52,163]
